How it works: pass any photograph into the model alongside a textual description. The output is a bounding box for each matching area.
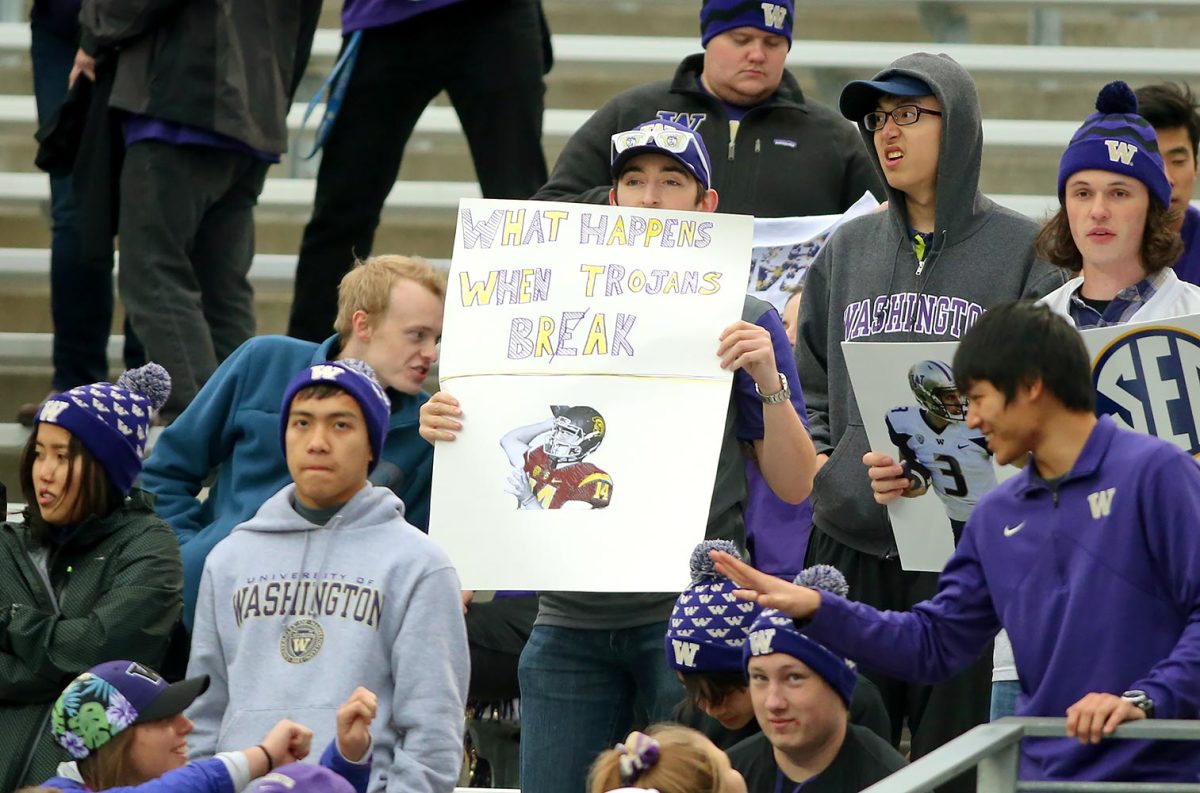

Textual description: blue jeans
[31,23,142,390]
[518,622,685,793]
[991,680,1021,721]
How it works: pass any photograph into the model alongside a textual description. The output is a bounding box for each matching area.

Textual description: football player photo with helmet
[884,360,997,544]
[498,405,614,510]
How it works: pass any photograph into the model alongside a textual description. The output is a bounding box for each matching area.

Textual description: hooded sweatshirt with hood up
[185,484,468,793]
[796,53,1065,557]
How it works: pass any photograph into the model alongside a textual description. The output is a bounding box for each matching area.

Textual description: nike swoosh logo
[1003,522,1025,537]
[958,443,972,449]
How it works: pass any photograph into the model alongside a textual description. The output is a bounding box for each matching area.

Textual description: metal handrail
[862,717,1200,793]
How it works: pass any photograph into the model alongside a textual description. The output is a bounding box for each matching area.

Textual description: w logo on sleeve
[761,3,788,29]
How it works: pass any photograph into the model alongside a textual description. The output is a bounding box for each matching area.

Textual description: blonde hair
[77,727,138,790]
[16,788,65,793]
[333,255,448,344]
[587,725,728,793]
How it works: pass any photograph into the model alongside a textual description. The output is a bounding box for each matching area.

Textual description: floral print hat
[52,660,209,759]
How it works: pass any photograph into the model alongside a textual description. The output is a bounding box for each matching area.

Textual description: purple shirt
[743,458,812,579]
[734,309,812,578]
[1172,205,1200,287]
[804,416,1200,783]
[732,307,806,441]
[125,116,281,163]
[342,0,466,34]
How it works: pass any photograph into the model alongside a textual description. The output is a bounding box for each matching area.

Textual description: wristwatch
[755,373,791,405]
[1121,690,1155,718]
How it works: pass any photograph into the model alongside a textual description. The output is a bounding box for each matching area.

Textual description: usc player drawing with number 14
[499,405,614,510]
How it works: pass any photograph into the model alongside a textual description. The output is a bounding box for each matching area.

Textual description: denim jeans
[991,680,1021,721]
[518,622,685,793]
[30,23,142,390]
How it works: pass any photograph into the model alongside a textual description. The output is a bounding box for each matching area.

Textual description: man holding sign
[798,54,1063,777]
[718,300,1200,784]
[422,119,817,793]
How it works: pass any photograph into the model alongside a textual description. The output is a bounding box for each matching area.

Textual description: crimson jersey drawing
[500,405,613,510]
[523,446,613,509]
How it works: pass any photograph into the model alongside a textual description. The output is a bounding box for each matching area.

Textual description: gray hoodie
[796,53,1064,557]
[186,484,468,793]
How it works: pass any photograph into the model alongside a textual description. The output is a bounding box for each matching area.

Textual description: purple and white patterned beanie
[664,540,764,673]
[1057,81,1172,209]
[35,362,171,494]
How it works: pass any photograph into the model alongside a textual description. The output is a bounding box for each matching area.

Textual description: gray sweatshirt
[796,52,1064,557]
[186,484,469,793]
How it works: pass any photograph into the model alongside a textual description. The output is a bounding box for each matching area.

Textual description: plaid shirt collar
[1067,269,1170,329]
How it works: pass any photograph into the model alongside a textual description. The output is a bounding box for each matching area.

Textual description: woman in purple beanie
[0,364,183,789]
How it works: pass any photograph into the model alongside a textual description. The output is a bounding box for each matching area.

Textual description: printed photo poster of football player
[844,339,1022,572]
[430,198,752,592]
[844,312,1200,571]
[749,191,877,314]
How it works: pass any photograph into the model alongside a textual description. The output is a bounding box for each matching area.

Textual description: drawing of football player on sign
[499,405,613,510]
[885,360,997,545]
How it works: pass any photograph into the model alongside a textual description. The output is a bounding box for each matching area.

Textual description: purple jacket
[804,416,1200,782]
[1172,205,1200,288]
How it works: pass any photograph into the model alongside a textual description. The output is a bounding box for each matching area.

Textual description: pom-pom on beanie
[34,362,171,494]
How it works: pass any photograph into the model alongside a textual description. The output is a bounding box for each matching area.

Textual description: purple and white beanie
[35,362,171,494]
[1057,81,1172,209]
[664,540,764,673]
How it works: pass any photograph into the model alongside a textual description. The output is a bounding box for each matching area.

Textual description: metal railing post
[977,741,1020,792]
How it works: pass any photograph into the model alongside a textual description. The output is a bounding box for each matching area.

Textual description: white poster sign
[430,198,752,591]
[749,191,878,313]
[843,312,1200,572]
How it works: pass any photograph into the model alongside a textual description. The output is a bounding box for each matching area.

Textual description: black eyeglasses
[863,105,943,132]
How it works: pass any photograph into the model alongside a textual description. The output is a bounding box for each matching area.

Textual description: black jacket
[79,0,322,154]
[0,491,183,790]
[534,53,882,216]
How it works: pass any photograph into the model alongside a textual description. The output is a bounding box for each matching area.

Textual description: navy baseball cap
[610,119,713,190]
[52,660,209,759]
[839,74,935,124]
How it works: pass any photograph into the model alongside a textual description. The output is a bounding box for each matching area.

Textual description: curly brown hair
[1034,198,1183,274]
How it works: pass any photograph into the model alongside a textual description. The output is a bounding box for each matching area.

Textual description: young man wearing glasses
[421,119,816,793]
[792,54,1063,789]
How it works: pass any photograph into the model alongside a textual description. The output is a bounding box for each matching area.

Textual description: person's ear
[350,310,373,343]
[608,187,618,206]
[700,188,719,213]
